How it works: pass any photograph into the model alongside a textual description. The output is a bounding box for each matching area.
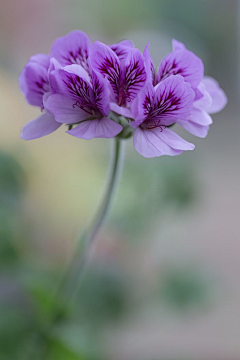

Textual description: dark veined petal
[67,118,122,140]
[92,70,111,116]
[49,67,96,115]
[90,41,121,102]
[20,113,60,140]
[50,30,91,73]
[131,82,155,127]
[156,48,204,88]
[119,48,147,106]
[148,75,194,125]
[19,54,50,107]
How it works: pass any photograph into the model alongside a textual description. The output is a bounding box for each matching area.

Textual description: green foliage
[160,266,210,311]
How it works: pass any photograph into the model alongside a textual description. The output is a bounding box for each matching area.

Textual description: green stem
[25,138,124,359]
[57,137,124,312]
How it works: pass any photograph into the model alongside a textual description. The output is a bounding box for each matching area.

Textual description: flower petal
[92,70,110,116]
[110,40,134,61]
[120,48,147,105]
[90,41,121,102]
[50,30,91,73]
[131,82,155,127]
[133,127,186,158]
[49,68,95,113]
[110,103,134,118]
[143,43,155,84]
[19,55,50,107]
[172,39,186,51]
[67,118,122,139]
[189,108,213,126]
[152,75,195,124]
[20,113,60,140]
[194,82,212,110]
[155,127,195,151]
[202,76,228,114]
[156,49,204,88]
[45,94,89,124]
[178,119,210,138]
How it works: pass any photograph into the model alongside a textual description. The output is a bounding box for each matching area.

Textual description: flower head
[45,64,122,139]
[19,31,227,158]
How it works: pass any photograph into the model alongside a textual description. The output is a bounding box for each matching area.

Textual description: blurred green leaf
[160,266,210,311]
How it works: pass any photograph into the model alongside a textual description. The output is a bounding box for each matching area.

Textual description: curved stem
[59,137,124,310]
[25,138,124,360]
[49,137,124,324]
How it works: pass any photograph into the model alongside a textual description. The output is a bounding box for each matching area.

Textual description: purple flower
[19,54,61,140]
[144,40,204,89]
[19,31,227,158]
[45,65,122,139]
[130,75,195,158]
[90,41,147,117]
[171,40,228,138]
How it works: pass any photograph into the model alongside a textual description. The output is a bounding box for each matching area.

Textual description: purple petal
[131,82,155,127]
[90,41,121,102]
[143,43,155,84]
[155,127,195,151]
[156,49,204,88]
[202,76,228,114]
[133,126,193,158]
[189,108,213,126]
[50,30,91,73]
[19,55,50,107]
[28,53,51,68]
[194,82,212,110]
[172,39,186,51]
[110,40,134,61]
[110,103,134,118]
[120,49,147,105]
[49,68,95,113]
[149,75,194,125]
[20,113,60,140]
[48,57,62,74]
[67,118,122,139]
[92,70,110,116]
[178,119,210,138]
[45,94,90,124]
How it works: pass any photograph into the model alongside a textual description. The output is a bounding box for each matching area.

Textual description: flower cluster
[19,31,227,158]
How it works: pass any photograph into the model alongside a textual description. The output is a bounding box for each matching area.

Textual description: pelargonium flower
[171,39,228,138]
[19,54,62,140]
[130,75,195,158]
[45,65,123,139]
[90,41,147,117]
[143,39,227,140]
[19,30,227,159]
[144,39,204,89]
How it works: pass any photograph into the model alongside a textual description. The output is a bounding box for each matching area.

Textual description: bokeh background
[0,0,240,359]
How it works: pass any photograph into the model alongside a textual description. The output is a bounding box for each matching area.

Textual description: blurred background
[0,0,239,359]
